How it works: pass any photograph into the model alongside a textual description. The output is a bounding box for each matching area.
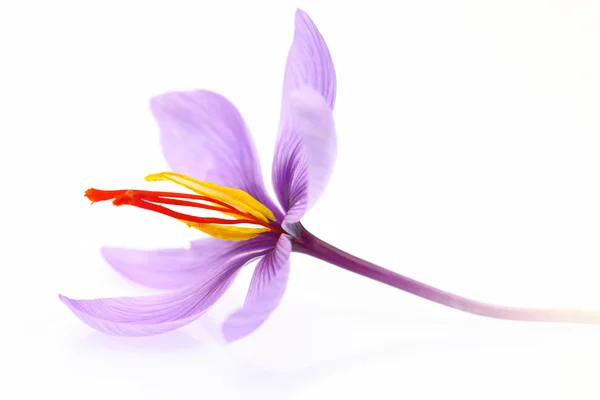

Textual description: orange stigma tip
[85,188,129,203]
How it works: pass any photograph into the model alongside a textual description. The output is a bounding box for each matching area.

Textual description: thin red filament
[84,188,276,231]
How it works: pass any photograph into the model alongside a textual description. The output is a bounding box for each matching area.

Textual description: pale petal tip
[149,93,168,113]
[149,89,222,110]
[100,246,116,261]
[221,322,248,343]
[58,293,74,308]
[148,91,183,115]
[100,246,132,273]
[294,8,316,27]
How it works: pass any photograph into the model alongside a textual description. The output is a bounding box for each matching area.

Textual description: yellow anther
[180,221,270,241]
[145,172,275,222]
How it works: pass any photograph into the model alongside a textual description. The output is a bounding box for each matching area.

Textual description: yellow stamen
[180,221,270,241]
[145,172,275,222]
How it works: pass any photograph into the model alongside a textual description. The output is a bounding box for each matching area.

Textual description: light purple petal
[221,235,292,342]
[272,9,337,223]
[151,90,282,219]
[284,87,336,224]
[281,9,336,107]
[60,251,268,337]
[101,235,278,290]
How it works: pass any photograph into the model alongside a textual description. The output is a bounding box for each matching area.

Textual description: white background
[2,0,600,399]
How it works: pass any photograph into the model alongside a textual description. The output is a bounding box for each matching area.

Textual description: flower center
[85,172,282,241]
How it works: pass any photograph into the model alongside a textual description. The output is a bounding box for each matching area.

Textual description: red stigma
[83,188,284,234]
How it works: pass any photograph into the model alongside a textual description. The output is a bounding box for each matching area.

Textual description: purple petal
[282,9,336,107]
[151,90,281,219]
[284,87,336,224]
[272,9,337,222]
[221,235,292,342]
[60,251,268,337]
[101,235,278,290]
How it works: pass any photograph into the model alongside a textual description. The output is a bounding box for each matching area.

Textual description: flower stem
[293,226,600,324]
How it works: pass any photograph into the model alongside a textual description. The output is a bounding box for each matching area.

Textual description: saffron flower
[61,9,600,342]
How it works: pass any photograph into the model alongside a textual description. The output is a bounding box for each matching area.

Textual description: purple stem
[292,225,600,324]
